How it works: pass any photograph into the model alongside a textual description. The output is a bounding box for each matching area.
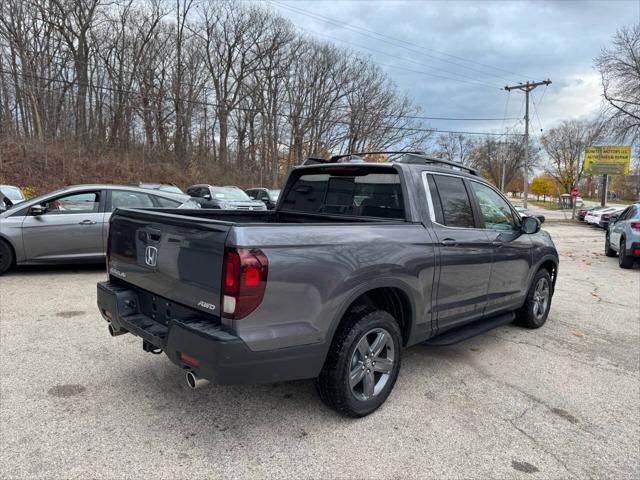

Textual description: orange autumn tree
[530,175,557,202]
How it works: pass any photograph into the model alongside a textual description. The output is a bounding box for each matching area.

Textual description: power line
[269,0,529,83]
[304,29,500,90]
[504,79,552,208]
[0,67,524,137]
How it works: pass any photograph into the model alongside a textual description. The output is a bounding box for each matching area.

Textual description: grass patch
[528,200,564,211]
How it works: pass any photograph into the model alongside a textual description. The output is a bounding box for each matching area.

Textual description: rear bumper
[628,241,640,258]
[97,281,325,384]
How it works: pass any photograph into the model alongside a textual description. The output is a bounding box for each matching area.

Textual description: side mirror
[609,214,619,223]
[31,204,46,216]
[203,194,212,200]
[522,216,541,234]
[248,195,256,200]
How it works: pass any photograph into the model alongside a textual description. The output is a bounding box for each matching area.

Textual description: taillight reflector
[634,248,640,256]
[180,352,200,367]
[222,248,268,320]
[630,221,640,230]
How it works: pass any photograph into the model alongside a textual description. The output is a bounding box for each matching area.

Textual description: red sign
[571,188,579,197]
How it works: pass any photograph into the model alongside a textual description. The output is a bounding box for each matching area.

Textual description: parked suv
[187,185,267,211]
[605,203,640,268]
[98,153,558,417]
[245,187,281,210]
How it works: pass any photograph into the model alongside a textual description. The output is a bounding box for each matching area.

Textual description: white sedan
[584,207,623,226]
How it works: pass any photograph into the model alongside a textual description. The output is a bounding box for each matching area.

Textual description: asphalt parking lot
[1,222,638,479]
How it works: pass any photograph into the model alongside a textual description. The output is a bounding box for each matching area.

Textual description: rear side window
[111,191,154,211]
[430,175,475,228]
[154,196,181,208]
[281,168,405,219]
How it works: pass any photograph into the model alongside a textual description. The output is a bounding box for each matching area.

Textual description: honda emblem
[144,245,158,267]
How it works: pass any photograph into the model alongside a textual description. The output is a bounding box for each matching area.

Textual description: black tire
[619,238,634,269]
[514,269,553,329]
[0,239,14,275]
[316,309,402,417]
[605,233,616,257]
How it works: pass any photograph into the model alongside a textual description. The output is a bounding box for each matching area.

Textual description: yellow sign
[584,145,631,175]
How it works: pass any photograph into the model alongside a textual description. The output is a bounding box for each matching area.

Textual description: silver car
[0,185,26,211]
[0,184,199,274]
[605,203,640,269]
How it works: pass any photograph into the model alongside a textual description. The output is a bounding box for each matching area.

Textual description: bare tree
[595,24,640,143]
[435,132,475,166]
[540,118,608,193]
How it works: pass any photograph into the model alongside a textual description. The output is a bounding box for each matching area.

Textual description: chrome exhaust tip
[186,371,209,390]
[108,323,128,337]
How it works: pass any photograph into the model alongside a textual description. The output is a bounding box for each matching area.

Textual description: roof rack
[302,151,478,176]
[329,151,426,162]
[302,151,426,166]
[393,152,478,176]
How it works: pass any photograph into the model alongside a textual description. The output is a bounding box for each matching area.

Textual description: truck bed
[115,207,408,226]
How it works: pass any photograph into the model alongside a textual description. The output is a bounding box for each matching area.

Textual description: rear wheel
[515,269,552,329]
[316,309,401,417]
[619,238,634,269]
[0,240,14,275]
[605,233,616,257]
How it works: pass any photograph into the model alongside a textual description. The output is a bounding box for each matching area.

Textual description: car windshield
[1,186,24,201]
[269,190,281,201]
[156,185,184,194]
[210,187,251,201]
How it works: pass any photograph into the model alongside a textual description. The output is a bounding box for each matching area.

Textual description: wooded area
[0,1,637,198]
[0,0,435,191]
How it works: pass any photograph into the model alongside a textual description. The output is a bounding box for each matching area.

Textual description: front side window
[430,175,475,228]
[110,191,154,211]
[42,191,100,215]
[469,181,517,231]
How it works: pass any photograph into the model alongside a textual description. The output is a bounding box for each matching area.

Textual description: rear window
[280,167,405,219]
[1,186,24,201]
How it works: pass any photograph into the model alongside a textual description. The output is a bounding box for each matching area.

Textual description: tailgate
[107,209,231,317]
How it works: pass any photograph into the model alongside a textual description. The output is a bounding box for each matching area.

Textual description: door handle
[491,241,503,247]
[79,219,97,225]
[440,239,457,247]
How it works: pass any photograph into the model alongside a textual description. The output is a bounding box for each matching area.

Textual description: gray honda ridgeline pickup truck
[97,152,558,417]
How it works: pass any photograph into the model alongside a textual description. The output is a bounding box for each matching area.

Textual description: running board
[423,312,515,346]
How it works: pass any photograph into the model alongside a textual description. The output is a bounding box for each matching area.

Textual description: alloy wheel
[349,328,395,401]
[532,277,550,320]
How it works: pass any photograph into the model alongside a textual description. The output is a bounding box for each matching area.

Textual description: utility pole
[504,79,552,208]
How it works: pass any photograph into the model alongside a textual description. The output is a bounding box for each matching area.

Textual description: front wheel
[316,309,402,417]
[605,234,616,257]
[0,240,14,275]
[514,269,553,329]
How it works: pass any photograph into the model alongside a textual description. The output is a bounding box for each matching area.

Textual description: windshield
[1,186,24,201]
[210,187,251,201]
[269,190,281,201]
[157,185,184,194]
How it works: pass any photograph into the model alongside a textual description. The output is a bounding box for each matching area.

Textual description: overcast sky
[265,0,639,139]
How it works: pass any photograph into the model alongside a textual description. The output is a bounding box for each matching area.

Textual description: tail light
[222,248,268,319]
[631,221,640,230]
